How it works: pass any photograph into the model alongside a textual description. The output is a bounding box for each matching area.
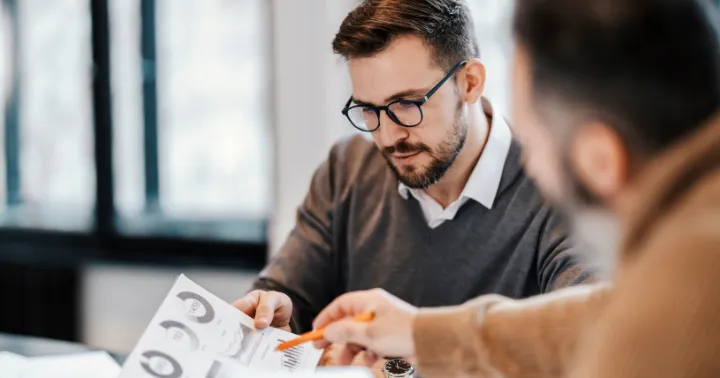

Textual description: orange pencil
[275,312,375,351]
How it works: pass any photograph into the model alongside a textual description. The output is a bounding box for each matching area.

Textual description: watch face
[384,359,413,375]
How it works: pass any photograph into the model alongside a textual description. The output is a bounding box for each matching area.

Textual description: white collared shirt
[398,102,513,229]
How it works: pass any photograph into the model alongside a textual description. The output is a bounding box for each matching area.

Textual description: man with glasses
[233,0,594,368]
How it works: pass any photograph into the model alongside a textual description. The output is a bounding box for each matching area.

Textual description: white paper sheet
[0,352,30,378]
[0,351,120,378]
[118,274,324,378]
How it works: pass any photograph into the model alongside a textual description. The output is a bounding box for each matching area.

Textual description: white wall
[81,264,256,353]
[467,0,515,116]
[269,0,357,253]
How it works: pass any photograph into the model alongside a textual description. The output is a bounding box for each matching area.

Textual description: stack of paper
[0,350,121,378]
[118,274,372,378]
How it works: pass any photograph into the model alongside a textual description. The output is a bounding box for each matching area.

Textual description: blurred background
[0,0,515,354]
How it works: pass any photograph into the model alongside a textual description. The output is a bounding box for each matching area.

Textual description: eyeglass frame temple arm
[420,60,468,104]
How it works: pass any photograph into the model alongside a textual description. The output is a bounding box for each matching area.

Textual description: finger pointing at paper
[312,289,419,358]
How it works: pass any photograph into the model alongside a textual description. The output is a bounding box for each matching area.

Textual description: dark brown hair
[513,0,720,157]
[332,0,479,71]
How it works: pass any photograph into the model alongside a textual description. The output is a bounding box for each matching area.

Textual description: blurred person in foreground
[312,0,720,377]
[232,0,596,371]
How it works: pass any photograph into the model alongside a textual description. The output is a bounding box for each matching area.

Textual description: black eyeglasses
[341,61,468,132]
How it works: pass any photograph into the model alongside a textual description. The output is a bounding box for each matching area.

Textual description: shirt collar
[398,99,513,209]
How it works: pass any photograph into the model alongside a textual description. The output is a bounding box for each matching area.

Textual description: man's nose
[377,110,409,148]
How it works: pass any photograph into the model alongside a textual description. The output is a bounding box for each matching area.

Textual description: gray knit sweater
[254,135,592,332]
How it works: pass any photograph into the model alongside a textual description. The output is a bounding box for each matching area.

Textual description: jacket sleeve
[252,154,340,333]
[570,222,720,378]
[412,282,612,378]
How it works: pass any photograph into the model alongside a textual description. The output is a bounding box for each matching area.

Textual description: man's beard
[382,104,467,189]
[559,157,621,280]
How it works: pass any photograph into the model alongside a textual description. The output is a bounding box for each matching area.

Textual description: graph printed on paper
[277,339,308,372]
[118,275,323,378]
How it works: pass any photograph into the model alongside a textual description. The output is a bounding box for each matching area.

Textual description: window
[111,0,271,242]
[0,0,270,267]
[1,0,95,231]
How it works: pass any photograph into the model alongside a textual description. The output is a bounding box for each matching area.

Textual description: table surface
[0,333,125,364]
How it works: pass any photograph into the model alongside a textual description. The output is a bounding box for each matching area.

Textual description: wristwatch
[382,358,415,378]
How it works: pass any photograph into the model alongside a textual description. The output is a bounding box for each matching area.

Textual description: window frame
[0,0,268,270]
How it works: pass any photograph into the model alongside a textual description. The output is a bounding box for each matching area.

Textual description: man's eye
[397,100,418,108]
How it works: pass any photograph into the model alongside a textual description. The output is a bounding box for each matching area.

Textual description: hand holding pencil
[307,289,420,358]
[276,312,375,351]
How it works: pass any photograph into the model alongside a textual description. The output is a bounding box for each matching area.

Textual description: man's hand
[312,289,418,358]
[319,343,378,366]
[320,344,385,378]
[232,290,292,332]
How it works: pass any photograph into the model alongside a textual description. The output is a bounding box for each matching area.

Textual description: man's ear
[570,122,630,201]
[461,58,486,103]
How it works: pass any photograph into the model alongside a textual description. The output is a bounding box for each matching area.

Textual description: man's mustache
[382,141,431,156]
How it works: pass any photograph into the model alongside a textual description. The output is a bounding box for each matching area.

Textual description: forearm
[250,229,338,333]
[413,283,612,378]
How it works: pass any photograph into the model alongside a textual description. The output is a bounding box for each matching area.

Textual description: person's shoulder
[328,133,378,164]
[325,133,392,192]
[497,141,546,207]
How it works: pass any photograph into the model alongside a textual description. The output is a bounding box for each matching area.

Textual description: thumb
[254,292,279,329]
[324,319,372,348]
